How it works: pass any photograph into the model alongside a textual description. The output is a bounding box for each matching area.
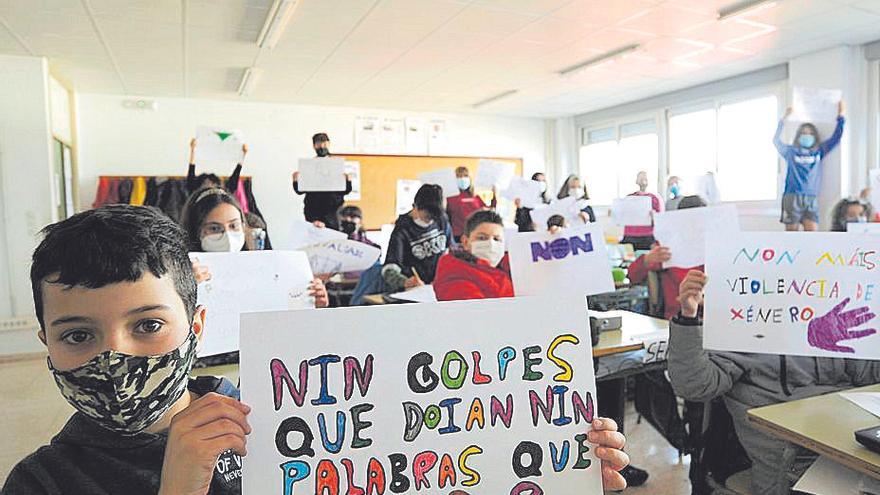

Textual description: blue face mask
[799,134,816,148]
[457,177,471,190]
[669,184,680,197]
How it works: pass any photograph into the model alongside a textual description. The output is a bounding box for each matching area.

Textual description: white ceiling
[1,0,879,118]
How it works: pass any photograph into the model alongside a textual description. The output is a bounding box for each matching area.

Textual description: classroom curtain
[92,175,264,223]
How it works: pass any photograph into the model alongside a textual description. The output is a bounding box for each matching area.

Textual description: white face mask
[470,239,505,267]
[539,181,547,193]
[201,230,245,252]
[568,188,583,199]
[413,217,432,228]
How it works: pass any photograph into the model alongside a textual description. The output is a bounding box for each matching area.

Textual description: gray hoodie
[667,318,880,495]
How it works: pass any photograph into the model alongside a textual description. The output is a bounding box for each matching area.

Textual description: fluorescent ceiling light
[238,67,262,97]
[257,0,298,49]
[472,90,518,109]
[558,44,640,77]
[718,0,776,21]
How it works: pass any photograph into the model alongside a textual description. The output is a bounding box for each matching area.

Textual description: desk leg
[597,377,627,434]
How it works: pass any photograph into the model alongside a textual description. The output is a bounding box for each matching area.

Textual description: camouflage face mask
[47,330,198,435]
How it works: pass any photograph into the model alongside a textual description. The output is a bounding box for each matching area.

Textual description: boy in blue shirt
[774,101,845,231]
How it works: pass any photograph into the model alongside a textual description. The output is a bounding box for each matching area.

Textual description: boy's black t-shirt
[2,376,242,495]
[384,212,452,284]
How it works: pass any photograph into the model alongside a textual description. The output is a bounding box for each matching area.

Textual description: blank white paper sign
[475,159,515,189]
[503,176,544,209]
[190,251,314,356]
[419,168,460,198]
[611,196,653,226]
[792,86,842,124]
[654,205,740,268]
[297,157,346,192]
[194,126,245,165]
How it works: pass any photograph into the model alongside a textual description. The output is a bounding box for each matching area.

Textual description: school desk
[592,309,669,358]
[748,383,880,480]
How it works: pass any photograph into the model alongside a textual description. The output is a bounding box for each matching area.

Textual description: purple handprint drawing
[807,297,877,353]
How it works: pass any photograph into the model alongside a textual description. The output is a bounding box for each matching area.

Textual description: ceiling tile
[89,0,182,24]
[471,0,573,16]
[443,4,539,36]
[516,16,602,49]
[618,4,715,36]
[550,0,657,25]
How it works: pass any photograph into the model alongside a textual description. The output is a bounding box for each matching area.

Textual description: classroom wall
[75,94,547,247]
[0,55,56,355]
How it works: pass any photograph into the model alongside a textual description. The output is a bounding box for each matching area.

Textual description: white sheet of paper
[405,117,428,155]
[419,168,460,198]
[793,456,880,495]
[847,223,880,234]
[503,176,544,209]
[240,296,603,494]
[366,224,395,263]
[380,117,405,153]
[654,205,740,268]
[611,196,653,227]
[695,173,721,204]
[529,197,590,231]
[345,161,362,201]
[287,219,347,250]
[194,126,244,165]
[396,179,422,215]
[792,86,843,124]
[508,223,614,297]
[704,232,880,359]
[475,159,516,189]
[301,238,381,274]
[839,392,880,418]
[355,116,380,153]
[190,251,314,356]
[388,284,437,303]
[427,119,447,154]
[297,157,346,192]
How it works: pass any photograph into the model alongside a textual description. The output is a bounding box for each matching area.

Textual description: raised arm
[291,171,304,195]
[819,102,846,156]
[224,144,247,193]
[773,108,792,157]
[186,138,199,193]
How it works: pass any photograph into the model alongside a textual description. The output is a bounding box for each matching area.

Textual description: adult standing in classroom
[292,132,352,231]
[446,166,496,241]
[774,101,846,231]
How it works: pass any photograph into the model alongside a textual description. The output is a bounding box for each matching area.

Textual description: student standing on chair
[774,101,845,231]
[446,166,496,241]
[292,132,351,231]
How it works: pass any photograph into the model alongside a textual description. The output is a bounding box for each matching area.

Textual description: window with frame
[578,119,659,205]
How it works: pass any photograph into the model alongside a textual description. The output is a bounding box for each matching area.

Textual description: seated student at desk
[381,184,451,291]
[669,271,880,495]
[434,210,512,301]
[627,195,706,319]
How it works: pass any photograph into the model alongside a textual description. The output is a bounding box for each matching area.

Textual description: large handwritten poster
[705,232,880,359]
[240,296,603,494]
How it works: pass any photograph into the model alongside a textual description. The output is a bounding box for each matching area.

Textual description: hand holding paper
[677,270,706,319]
[807,298,876,353]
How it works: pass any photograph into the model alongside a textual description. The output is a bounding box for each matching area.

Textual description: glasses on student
[201,220,242,237]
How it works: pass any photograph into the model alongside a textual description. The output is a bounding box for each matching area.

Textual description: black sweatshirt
[186,163,242,195]
[383,212,452,285]
[292,179,352,230]
[2,376,242,495]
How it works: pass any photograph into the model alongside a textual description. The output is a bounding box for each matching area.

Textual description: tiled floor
[0,357,693,492]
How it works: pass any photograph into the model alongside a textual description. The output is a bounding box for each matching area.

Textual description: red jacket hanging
[434,250,514,301]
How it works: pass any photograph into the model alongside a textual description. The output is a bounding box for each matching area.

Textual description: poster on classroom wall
[704,232,880,359]
[380,118,406,153]
[354,116,381,153]
[406,117,428,155]
[239,296,604,495]
[345,161,361,201]
[428,119,448,155]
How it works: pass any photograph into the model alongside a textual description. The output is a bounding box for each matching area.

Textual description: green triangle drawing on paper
[214,131,233,141]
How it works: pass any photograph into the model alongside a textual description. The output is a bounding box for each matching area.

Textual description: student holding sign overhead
[291,133,352,230]
[446,166,497,240]
[668,270,880,495]
[775,102,846,231]
[186,137,248,195]
[382,184,452,290]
